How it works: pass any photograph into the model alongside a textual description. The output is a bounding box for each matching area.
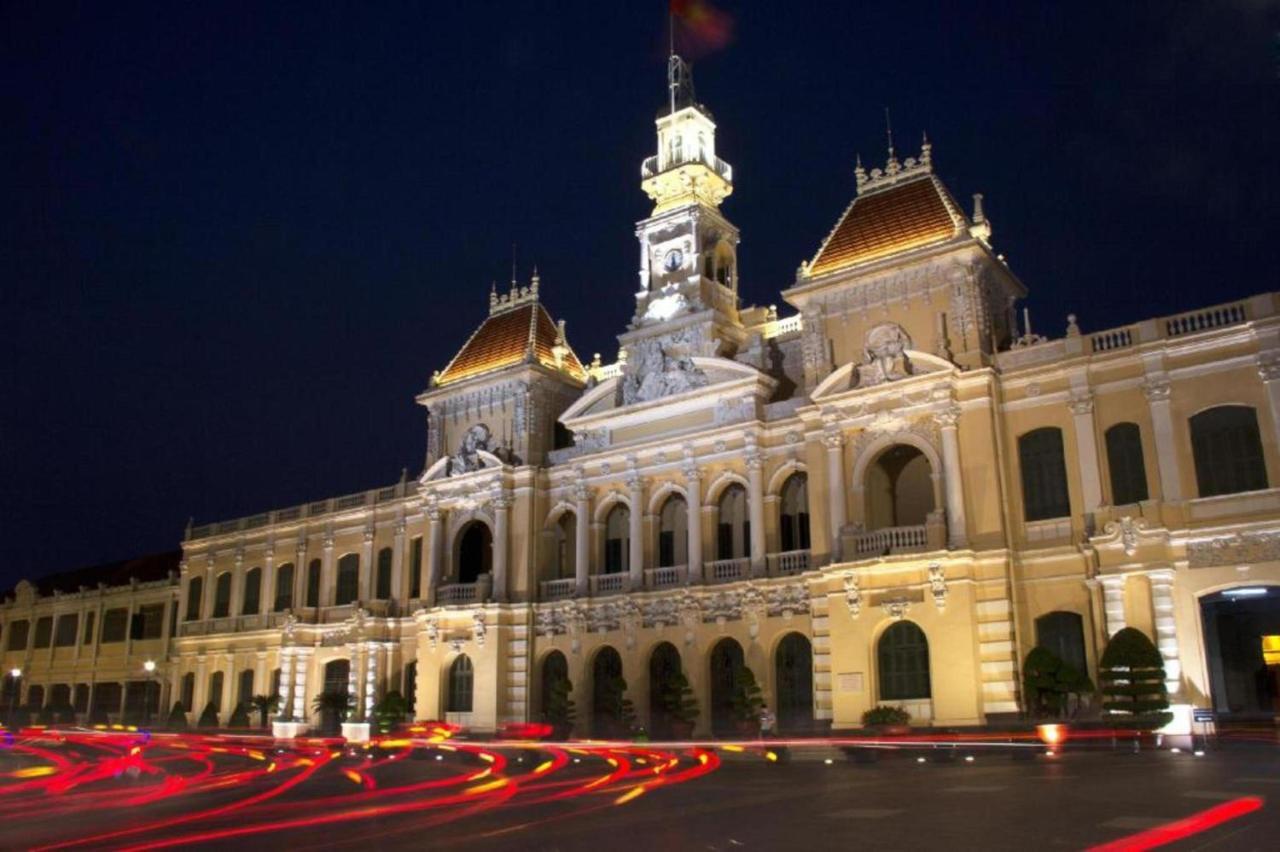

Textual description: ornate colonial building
[6,57,1280,736]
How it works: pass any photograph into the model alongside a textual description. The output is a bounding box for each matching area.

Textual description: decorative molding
[928,563,947,611]
[1187,531,1280,568]
[843,571,861,618]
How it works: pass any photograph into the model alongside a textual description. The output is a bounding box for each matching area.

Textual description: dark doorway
[648,642,682,738]
[591,646,623,737]
[775,633,813,732]
[709,638,745,736]
[457,522,493,584]
[1200,586,1280,720]
[540,651,568,722]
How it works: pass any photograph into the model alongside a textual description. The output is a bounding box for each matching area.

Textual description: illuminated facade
[6,57,1280,736]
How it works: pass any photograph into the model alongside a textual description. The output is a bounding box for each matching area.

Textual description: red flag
[670,0,733,57]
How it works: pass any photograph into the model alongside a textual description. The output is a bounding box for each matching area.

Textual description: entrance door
[709,639,744,736]
[775,633,813,733]
[1200,587,1280,720]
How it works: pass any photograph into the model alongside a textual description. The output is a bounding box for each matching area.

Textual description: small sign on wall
[837,672,864,693]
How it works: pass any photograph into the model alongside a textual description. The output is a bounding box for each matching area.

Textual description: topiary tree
[595,676,636,735]
[228,702,251,728]
[372,691,409,733]
[198,701,220,728]
[1023,646,1095,719]
[543,675,575,735]
[167,701,189,730]
[1099,627,1171,730]
[661,672,699,727]
[730,667,765,724]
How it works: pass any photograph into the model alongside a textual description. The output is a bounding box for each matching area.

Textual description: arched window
[238,669,255,707]
[708,638,746,736]
[590,646,624,737]
[1018,428,1071,521]
[274,563,294,612]
[376,547,393,599]
[1035,611,1087,674]
[212,572,232,618]
[775,633,814,732]
[605,505,630,574]
[456,523,492,585]
[1105,422,1149,505]
[241,567,262,615]
[306,559,321,608]
[1191,405,1268,497]
[185,577,203,621]
[779,473,810,552]
[877,621,931,701]
[717,484,749,560]
[180,673,195,710]
[658,495,689,567]
[648,642,682,738]
[447,655,474,713]
[540,651,569,722]
[551,513,576,579]
[335,554,360,606]
[323,659,350,695]
[209,671,224,712]
[866,445,935,529]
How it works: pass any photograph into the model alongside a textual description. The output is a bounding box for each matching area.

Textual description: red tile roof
[809,174,965,275]
[435,302,586,387]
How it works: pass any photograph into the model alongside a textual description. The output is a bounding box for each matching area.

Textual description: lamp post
[143,660,157,727]
[7,667,20,725]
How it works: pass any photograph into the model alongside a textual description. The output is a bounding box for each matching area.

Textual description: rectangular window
[131,604,165,640]
[376,548,393,599]
[605,540,623,574]
[33,616,53,649]
[7,620,30,651]
[54,614,78,647]
[659,531,675,568]
[410,537,423,598]
[306,560,321,608]
[82,611,96,645]
[1019,428,1072,522]
[100,608,129,643]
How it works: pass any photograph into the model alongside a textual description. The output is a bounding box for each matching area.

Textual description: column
[492,492,511,602]
[1146,569,1182,696]
[202,555,216,620]
[1257,353,1280,449]
[229,552,245,618]
[426,506,444,605]
[364,643,379,720]
[294,539,308,609]
[361,528,376,602]
[684,463,704,584]
[627,472,644,590]
[194,654,208,715]
[291,649,311,722]
[1068,390,1103,513]
[320,532,336,607]
[254,650,267,697]
[263,546,277,617]
[279,650,295,719]
[391,518,406,601]
[823,429,847,562]
[746,448,767,577]
[1143,377,1181,501]
[347,646,360,719]
[574,485,591,597]
[935,406,969,547]
[1100,575,1126,637]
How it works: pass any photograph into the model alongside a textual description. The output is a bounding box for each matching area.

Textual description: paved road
[2,731,1276,850]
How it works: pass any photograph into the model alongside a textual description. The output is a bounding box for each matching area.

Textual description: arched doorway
[865,445,935,531]
[709,638,745,736]
[591,646,624,736]
[1200,586,1280,720]
[540,651,569,724]
[877,621,931,718]
[648,642,682,738]
[456,522,493,584]
[775,633,813,732]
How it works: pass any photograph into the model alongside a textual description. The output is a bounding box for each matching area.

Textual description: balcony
[540,578,577,602]
[641,150,732,182]
[767,549,811,576]
[590,574,627,596]
[436,583,480,605]
[848,525,929,558]
[706,557,751,585]
[645,566,685,590]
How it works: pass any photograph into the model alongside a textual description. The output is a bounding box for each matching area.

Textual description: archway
[877,621,931,707]
[775,633,813,732]
[540,651,569,723]
[648,642,682,738]
[456,522,493,585]
[1200,586,1280,720]
[709,638,745,736]
[865,445,935,530]
[591,646,624,737]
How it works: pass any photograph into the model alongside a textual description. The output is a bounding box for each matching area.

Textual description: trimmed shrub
[1098,627,1171,729]
[862,705,911,727]
[730,667,764,723]
[543,676,575,729]
[197,701,220,728]
[372,691,409,733]
[1023,646,1095,719]
[228,702,251,728]
[167,701,189,730]
[661,672,699,725]
[595,676,636,733]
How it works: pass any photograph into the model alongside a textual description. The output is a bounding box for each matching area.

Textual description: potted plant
[372,690,410,733]
[250,694,279,729]
[312,690,353,735]
[861,705,911,735]
[1099,627,1171,735]
[730,667,764,738]
[543,675,576,740]
[661,672,699,740]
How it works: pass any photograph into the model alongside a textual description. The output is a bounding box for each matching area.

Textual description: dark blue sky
[3,1,1277,586]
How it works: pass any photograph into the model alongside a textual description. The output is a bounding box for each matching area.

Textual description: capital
[1258,352,1280,383]
[821,429,845,450]
[1141,377,1171,403]
[932,405,961,429]
[1067,391,1095,416]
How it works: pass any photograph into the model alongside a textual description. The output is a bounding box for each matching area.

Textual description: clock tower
[627,55,744,358]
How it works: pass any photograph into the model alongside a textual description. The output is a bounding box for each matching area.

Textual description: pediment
[812,349,957,401]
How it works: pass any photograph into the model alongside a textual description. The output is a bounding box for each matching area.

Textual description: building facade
[6,58,1280,735]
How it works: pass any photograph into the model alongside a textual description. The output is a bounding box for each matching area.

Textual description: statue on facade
[448,423,491,475]
[857,323,913,386]
[620,335,710,405]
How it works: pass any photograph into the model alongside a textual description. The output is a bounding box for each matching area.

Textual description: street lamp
[6,668,20,725]
[142,661,157,727]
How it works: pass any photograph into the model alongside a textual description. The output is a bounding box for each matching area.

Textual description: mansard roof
[808,163,968,277]
[4,550,180,600]
[434,282,587,388]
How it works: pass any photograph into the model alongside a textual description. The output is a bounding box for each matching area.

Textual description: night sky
[3,1,1277,587]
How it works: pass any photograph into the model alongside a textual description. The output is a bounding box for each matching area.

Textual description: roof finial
[854,153,867,189]
[920,131,932,169]
[510,242,518,292]
[884,107,900,176]
[489,280,498,312]
[530,265,540,298]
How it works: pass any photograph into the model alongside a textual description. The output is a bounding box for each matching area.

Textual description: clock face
[663,248,684,272]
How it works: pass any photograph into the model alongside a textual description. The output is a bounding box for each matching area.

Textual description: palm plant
[312,690,353,733]
[250,694,279,728]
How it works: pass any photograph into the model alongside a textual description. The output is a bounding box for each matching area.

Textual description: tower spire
[884,107,900,176]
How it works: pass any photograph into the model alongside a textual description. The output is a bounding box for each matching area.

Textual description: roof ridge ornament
[855,132,935,196]
[490,270,542,316]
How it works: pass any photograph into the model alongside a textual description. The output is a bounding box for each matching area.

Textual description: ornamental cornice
[1187,530,1280,569]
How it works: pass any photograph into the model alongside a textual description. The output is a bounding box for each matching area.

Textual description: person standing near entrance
[759,705,776,740]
